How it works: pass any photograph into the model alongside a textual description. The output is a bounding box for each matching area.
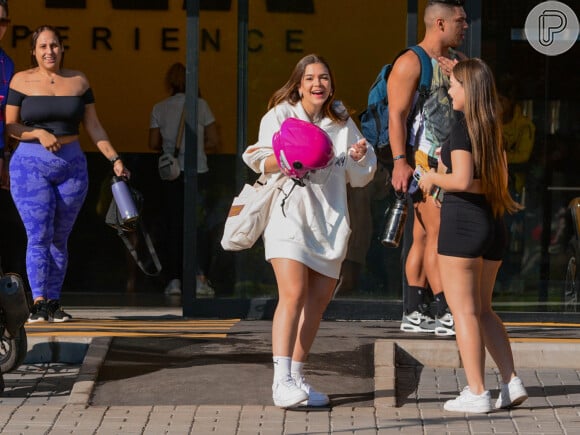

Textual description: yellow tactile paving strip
[24,318,240,338]
[505,321,580,343]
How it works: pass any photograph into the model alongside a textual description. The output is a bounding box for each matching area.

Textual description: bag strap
[115,221,163,277]
[405,45,433,151]
[408,45,433,102]
[174,105,186,158]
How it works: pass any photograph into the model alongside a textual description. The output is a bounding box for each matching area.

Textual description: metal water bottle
[111,176,139,224]
[380,193,408,248]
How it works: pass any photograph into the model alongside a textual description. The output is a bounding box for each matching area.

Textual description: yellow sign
[4,0,407,153]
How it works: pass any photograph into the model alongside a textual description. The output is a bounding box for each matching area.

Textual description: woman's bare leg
[439,254,486,394]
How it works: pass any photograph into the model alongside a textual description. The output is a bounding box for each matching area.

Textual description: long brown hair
[452,58,521,217]
[268,54,348,123]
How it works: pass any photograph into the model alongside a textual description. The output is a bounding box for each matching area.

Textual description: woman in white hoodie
[243,54,376,408]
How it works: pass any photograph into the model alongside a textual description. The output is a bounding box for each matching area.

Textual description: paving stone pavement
[2,314,580,434]
[1,363,579,433]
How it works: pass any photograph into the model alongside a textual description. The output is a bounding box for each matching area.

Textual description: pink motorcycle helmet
[272,118,335,180]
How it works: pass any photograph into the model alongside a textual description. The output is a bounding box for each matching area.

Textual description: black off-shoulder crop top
[6,88,95,136]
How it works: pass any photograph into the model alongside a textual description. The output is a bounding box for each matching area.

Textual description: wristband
[393,154,406,161]
[110,156,122,165]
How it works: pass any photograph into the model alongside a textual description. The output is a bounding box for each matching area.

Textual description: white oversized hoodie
[242,101,377,278]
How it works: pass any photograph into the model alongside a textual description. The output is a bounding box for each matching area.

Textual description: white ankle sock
[273,356,291,381]
[291,360,304,379]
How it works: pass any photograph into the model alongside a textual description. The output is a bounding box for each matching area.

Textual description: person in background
[498,74,535,202]
[0,0,11,395]
[419,58,528,413]
[0,0,13,187]
[243,54,376,408]
[498,74,535,261]
[148,62,220,297]
[5,25,129,322]
[0,0,24,280]
[388,0,468,335]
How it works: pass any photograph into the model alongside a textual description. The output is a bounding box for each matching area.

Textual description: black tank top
[6,88,95,136]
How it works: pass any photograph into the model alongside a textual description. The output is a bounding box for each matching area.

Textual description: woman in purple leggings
[5,25,128,322]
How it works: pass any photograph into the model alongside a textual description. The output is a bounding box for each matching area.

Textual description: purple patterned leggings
[9,141,88,300]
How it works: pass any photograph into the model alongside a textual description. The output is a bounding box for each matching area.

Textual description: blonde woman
[419,58,527,413]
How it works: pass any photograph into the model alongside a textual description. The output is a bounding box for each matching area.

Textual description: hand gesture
[437,56,459,77]
[349,138,367,161]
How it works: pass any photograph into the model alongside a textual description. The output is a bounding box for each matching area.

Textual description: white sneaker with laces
[444,387,492,414]
[272,376,309,408]
[495,376,528,409]
[293,375,330,407]
[164,278,181,296]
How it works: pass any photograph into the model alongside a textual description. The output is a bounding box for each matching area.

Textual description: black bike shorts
[438,192,506,261]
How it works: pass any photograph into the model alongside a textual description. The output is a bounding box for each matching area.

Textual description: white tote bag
[221,174,285,251]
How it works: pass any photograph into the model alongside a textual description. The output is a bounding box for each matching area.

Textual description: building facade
[3,1,579,317]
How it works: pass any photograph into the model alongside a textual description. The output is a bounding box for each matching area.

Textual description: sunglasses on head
[429,0,465,6]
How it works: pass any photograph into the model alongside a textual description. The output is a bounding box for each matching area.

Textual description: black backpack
[359,45,432,155]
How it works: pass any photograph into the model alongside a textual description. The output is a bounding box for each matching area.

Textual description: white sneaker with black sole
[272,376,308,408]
[435,312,456,336]
[292,375,329,407]
[400,310,435,333]
[495,376,528,409]
[444,387,492,414]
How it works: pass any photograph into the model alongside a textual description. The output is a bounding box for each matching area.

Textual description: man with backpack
[387,0,468,334]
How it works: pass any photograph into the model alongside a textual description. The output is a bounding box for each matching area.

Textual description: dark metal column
[183,0,200,317]
[234,0,249,299]
[406,0,418,45]
[464,0,482,57]
[237,0,249,163]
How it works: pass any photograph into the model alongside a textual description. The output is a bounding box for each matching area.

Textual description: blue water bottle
[111,176,139,224]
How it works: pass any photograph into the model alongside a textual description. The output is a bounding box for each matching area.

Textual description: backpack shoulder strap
[408,45,433,98]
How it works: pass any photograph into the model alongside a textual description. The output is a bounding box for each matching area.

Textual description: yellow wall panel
[4,0,407,153]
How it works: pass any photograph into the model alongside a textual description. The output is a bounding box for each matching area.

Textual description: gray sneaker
[400,310,435,333]
[435,312,456,336]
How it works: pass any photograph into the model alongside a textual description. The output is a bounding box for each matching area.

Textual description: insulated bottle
[380,193,408,248]
[111,176,139,224]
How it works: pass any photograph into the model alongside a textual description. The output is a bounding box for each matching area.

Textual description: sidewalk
[1,307,579,434]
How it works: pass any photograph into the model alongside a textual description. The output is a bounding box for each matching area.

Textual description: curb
[374,338,580,407]
[67,336,112,405]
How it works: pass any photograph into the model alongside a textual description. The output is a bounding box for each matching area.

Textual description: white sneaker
[196,278,215,298]
[444,387,492,414]
[400,311,436,333]
[272,376,309,408]
[164,278,181,296]
[495,376,528,409]
[435,312,456,336]
[293,375,330,407]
